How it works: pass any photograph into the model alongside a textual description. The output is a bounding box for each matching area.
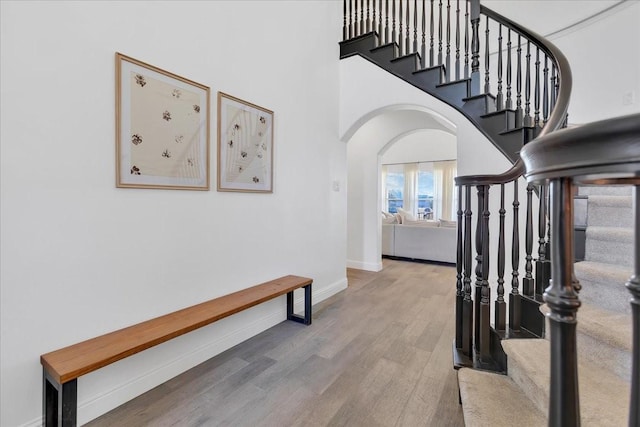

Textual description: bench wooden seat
[41,275,313,427]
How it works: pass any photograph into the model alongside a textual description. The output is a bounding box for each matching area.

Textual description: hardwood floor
[87,259,464,427]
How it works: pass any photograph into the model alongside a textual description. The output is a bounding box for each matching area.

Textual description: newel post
[545,177,581,426]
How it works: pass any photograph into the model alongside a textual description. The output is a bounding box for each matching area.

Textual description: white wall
[548,1,640,123]
[0,1,345,426]
[484,1,640,124]
[341,56,521,272]
[380,130,457,165]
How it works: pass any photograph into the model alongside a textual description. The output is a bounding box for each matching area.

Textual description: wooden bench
[41,275,313,427]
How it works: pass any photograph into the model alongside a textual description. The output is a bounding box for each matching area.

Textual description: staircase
[339,0,557,164]
[458,184,635,425]
[339,1,640,426]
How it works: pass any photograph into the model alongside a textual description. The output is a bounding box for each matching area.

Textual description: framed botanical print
[217,92,274,193]
[116,53,210,190]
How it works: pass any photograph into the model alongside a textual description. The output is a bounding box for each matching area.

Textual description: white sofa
[382,223,457,264]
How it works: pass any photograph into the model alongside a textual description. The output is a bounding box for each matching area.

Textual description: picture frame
[217,92,274,193]
[115,53,210,190]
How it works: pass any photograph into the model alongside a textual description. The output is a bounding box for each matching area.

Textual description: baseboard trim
[19,277,348,427]
[346,259,383,272]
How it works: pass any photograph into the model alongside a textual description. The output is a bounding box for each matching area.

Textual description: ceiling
[482,0,625,36]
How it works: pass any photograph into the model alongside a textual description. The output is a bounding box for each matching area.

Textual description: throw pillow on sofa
[397,208,417,222]
[439,218,457,228]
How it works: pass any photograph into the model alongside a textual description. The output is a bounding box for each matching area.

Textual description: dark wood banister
[455,4,572,186]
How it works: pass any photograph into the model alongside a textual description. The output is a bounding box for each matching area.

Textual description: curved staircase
[339,1,640,426]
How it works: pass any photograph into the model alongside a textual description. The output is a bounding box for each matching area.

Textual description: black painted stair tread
[458,368,546,426]
[499,125,536,135]
[502,339,629,425]
[436,78,471,88]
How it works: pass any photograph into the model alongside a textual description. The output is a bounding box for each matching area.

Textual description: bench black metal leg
[287,284,312,325]
[43,370,77,427]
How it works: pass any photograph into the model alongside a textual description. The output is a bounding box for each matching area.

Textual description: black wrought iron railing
[521,113,640,426]
[451,0,571,369]
[341,1,640,426]
[342,0,569,128]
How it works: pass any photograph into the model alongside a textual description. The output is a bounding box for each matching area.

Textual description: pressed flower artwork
[217,92,273,193]
[116,53,210,190]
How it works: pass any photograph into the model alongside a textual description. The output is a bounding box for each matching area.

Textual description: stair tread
[458,368,546,426]
[436,78,470,88]
[574,260,633,314]
[480,109,516,118]
[502,339,629,426]
[575,260,632,283]
[587,194,633,207]
[586,226,634,242]
[540,302,632,353]
[579,186,633,197]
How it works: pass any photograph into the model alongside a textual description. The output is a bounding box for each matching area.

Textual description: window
[383,164,404,213]
[417,163,434,219]
[382,160,457,220]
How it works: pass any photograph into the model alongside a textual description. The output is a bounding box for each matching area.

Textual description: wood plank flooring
[87,259,464,427]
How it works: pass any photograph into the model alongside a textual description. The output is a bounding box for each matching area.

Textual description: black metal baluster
[379,0,384,43]
[464,0,469,78]
[523,183,534,296]
[626,185,640,425]
[355,0,359,37]
[438,0,443,65]
[479,185,491,361]
[515,34,523,126]
[392,0,396,48]
[510,180,521,331]
[406,0,411,54]
[366,0,371,33]
[349,0,353,39]
[534,46,541,127]
[554,64,560,115]
[484,16,490,94]
[360,0,365,35]
[470,0,480,94]
[535,184,547,298]
[496,23,504,110]
[463,185,473,356]
[399,0,403,54]
[455,0,460,80]
[505,29,512,109]
[543,54,549,125]
[430,0,435,66]
[546,177,581,426]
[421,0,426,68]
[413,0,418,53]
[456,185,464,348]
[525,41,532,127]
[343,0,348,40]
[495,183,506,331]
[475,185,485,348]
[550,64,557,112]
[445,0,451,79]
[385,0,390,43]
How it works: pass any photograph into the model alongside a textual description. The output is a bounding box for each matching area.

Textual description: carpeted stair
[458,185,635,425]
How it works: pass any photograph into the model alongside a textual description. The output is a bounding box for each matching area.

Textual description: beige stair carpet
[502,339,629,426]
[457,368,545,427]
